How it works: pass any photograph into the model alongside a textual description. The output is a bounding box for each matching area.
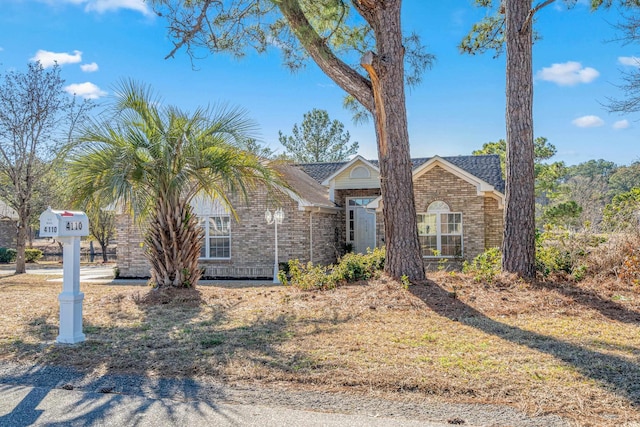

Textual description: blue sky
[1,0,638,166]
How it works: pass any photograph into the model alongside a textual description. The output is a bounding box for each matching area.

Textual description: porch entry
[347,197,376,254]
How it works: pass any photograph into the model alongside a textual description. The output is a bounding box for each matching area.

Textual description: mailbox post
[39,207,89,344]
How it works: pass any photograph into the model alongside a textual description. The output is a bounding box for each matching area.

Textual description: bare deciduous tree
[0,62,91,273]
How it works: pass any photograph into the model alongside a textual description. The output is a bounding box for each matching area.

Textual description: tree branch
[278,0,374,112]
[521,0,556,33]
[164,0,215,60]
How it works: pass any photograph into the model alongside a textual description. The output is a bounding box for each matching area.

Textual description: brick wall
[484,196,504,249]
[414,166,485,259]
[309,211,341,265]
[115,215,149,278]
[0,220,16,248]
[116,188,340,279]
[114,167,503,278]
[374,165,503,262]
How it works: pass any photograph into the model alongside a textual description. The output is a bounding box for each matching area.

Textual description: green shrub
[572,264,588,282]
[331,247,385,284]
[25,248,43,263]
[534,225,597,280]
[279,259,334,290]
[535,244,572,277]
[0,247,17,263]
[281,247,386,290]
[462,247,501,283]
[603,187,640,231]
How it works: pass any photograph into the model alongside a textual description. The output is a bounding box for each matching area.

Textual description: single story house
[116,154,505,279]
[0,199,18,248]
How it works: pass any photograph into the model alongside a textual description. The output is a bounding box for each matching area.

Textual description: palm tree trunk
[145,197,203,288]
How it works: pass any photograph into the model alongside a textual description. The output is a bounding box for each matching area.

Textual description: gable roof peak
[296,153,504,194]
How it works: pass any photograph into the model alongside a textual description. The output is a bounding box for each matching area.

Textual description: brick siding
[375,165,503,262]
[484,196,504,249]
[115,166,503,278]
[115,215,149,278]
[116,188,340,279]
[0,220,16,248]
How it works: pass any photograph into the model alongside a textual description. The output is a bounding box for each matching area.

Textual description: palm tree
[67,81,279,288]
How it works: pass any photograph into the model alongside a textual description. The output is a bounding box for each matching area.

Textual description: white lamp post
[265,208,284,283]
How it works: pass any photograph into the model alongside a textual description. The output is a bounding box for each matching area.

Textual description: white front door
[347,198,376,254]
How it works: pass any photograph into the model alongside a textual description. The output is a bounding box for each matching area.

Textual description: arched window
[417,201,462,257]
[427,201,450,213]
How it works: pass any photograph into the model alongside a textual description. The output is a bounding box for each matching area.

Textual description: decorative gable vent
[350,165,371,179]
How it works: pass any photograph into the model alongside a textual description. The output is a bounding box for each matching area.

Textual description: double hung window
[199,215,231,259]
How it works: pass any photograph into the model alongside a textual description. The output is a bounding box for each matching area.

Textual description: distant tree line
[473,137,640,231]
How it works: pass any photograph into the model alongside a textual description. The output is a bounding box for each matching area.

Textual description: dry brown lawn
[0,272,639,426]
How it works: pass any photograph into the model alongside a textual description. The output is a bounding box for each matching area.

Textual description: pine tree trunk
[278,0,424,281]
[361,1,424,282]
[503,0,536,278]
[145,196,203,288]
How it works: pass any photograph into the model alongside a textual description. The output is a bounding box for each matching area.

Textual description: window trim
[198,214,231,260]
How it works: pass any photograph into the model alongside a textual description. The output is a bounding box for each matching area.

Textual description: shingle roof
[273,163,337,209]
[413,155,505,193]
[296,162,346,183]
[298,154,505,193]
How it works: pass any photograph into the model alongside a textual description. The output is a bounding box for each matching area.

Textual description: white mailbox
[39,207,89,238]
[39,207,90,344]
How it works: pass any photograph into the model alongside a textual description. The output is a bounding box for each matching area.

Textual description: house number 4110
[65,221,83,231]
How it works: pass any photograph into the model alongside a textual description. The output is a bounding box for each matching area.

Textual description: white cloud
[572,115,605,128]
[31,50,82,68]
[613,119,630,130]
[64,82,107,99]
[45,0,152,16]
[536,61,599,86]
[618,56,640,67]
[80,62,99,72]
[87,0,151,16]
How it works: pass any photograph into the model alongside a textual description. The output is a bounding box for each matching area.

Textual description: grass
[0,272,639,426]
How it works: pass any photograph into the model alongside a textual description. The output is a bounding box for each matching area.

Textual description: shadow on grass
[535,279,640,324]
[410,280,640,407]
